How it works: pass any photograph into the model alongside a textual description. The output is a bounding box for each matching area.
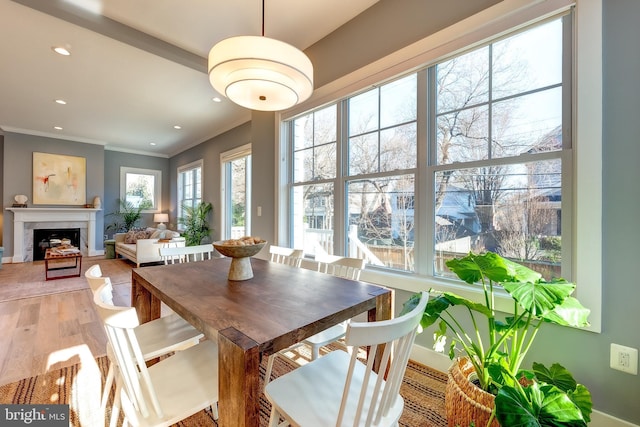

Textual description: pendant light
[207,0,314,111]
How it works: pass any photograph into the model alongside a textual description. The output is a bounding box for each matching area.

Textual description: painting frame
[33,152,87,205]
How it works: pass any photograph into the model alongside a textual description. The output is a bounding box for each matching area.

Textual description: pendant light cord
[261,0,265,37]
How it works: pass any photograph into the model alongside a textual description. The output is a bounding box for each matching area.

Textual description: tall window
[286,15,572,280]
[431,18,568,279]
[177,160,202,227]
[221,145,251,239]
[291,105,337,256]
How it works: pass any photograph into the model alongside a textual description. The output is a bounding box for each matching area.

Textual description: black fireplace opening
[33,228,80,261]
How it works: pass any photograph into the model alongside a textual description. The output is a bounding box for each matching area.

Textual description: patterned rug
[0,345,447,427]
[0,257,134,302]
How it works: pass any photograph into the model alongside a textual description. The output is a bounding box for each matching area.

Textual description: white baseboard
[590,412,640,427]
[409,343,452,373]
[409,344,639,427]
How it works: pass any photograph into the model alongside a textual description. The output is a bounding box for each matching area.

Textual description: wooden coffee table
[44,248,83,280]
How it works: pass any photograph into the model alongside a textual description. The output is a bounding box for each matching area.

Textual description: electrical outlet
[610,343,638,374]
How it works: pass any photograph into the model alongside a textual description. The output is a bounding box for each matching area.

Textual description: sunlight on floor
[46,344,102,425]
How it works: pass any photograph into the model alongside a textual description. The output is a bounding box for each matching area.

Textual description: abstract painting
[33,152,86,205]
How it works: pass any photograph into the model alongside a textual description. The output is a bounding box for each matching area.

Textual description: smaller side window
[120,167,161,212]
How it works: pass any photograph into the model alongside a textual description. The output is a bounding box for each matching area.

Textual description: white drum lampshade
[153,213,169,230]
[208,36,313,111]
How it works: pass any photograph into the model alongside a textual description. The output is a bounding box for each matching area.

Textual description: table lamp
[153,213,169,230]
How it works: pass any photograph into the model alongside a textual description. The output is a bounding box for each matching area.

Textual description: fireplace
[6,207,101,263]
[33,228,81,261]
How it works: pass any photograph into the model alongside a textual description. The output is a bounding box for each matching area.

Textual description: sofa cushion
[135,230,149,241]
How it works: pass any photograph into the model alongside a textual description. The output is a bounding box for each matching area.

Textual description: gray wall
[306,0,501,88]
[250,112,276,245]
[169,122,251,242]
[103,150,170,236]
[2,132,105,254]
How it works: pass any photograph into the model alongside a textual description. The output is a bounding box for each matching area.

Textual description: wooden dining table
[130,256,393,427]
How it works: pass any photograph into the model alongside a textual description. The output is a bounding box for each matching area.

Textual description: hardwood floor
[0,268,132,386]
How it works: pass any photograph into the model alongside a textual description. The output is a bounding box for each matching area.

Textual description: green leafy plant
[402,251,592,426]
[106,199,151,233]
[178,202,213,246]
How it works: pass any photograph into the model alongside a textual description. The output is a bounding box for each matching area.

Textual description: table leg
[369,289,394,374]
[218,327,261,427]
[131,275,161,323]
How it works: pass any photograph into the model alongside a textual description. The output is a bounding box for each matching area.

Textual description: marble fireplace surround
[6,208,101,263]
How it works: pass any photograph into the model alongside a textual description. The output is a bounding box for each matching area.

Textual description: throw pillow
[150,229,163,239]
[124,230,137,244]
[135,230,148,242]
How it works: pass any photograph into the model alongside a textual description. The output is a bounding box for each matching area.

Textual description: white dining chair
[85,264,113,294]
[159,244,215,264]
[317,255,366,280]
[303,255,367,353]
[301,256,367,356]
[268,245,304,267]
[264,255,367,387]
[93,282,219,427]
[265,291,428,427]
[86,271,204,424]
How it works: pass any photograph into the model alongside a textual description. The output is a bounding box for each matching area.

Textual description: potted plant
[402,251,592,426]
[178,201,213,246]
[106,199,151,234]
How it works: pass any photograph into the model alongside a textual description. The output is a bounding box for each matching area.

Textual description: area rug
[0,257,134,302]
[0,347,447,427]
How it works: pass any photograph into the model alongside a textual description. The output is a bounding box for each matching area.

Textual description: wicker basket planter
[445,358,499,427]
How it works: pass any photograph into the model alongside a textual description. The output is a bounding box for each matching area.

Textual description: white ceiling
[0,0,378,157]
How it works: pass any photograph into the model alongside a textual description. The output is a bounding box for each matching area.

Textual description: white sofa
[114,228,185,267]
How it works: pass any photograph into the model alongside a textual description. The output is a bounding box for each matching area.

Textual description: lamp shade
[153,213,169,223]
[208,36,313,111]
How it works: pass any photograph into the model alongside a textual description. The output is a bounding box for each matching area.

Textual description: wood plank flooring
[0,266,132,386]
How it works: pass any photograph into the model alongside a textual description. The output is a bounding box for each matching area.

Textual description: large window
[177,160,202,227]
[431,18,569,279]
[286,15,572,279]
[120,167,161,212]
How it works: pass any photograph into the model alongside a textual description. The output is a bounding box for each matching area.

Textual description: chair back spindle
[269,245,304,268]
[317,256,366,280]
[160,244,215,264]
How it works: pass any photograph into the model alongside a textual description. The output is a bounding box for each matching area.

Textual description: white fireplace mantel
[6,207,101,262]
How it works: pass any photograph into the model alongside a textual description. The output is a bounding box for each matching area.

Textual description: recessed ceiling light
[149,142,157,146]
[51,46,71,56]
[212,97,222,103]
[55,99,67,105]
[173,125,182,130]
[54,126,63,130]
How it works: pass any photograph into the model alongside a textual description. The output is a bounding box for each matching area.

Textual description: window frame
[220,144,252,240]
[177,159,203,230]
[119,167,161,213]
[276,0,601,332]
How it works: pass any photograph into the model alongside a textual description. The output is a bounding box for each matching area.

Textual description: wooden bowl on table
[213,238,267,281]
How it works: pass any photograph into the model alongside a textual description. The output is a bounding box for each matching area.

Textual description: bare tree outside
[434,19,564,274]
[288,18,567,274]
